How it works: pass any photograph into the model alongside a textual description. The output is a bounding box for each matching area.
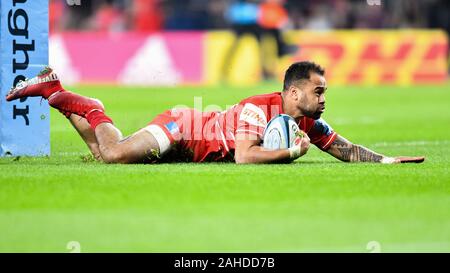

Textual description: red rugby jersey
[205,92,338,161]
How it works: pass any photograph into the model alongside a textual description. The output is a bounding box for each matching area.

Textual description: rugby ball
[262,114,301,150]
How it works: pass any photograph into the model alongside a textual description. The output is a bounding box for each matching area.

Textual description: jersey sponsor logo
[165,121,179,135]
[239,103,267,128]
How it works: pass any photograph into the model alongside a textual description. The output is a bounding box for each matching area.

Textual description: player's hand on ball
[299,131,310,157]
[381,156,425,164]
[289,130,310,160]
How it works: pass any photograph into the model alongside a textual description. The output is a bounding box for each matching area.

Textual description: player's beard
[299,104,322,120]
[298,93,323,120]
[308,110,322,120]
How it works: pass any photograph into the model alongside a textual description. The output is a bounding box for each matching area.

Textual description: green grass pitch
[0,83,449,252]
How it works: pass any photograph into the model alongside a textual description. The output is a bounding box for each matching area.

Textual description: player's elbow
[234,150,256,164]
[235,153,249,164]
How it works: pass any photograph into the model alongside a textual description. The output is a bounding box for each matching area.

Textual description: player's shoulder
[239,92,282,107]
[304,117,334,135]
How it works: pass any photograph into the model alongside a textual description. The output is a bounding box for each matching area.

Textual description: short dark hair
[283,61,325,91]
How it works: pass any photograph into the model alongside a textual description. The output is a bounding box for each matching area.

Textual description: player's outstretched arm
[234,133,310,164]
[325,135,425,163]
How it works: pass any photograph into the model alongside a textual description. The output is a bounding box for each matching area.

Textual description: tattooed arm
[326,135,383,162]
[326,135,425,163]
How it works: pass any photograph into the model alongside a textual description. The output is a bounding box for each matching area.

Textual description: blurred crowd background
[48,0,449,85]
[50,0,449,33]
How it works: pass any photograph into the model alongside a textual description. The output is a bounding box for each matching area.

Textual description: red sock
[48,90,105,120]
[86,110,113,130]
